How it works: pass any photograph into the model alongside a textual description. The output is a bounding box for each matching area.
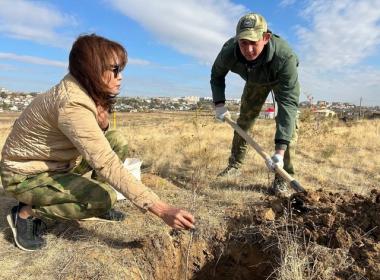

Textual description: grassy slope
[0,111,379,279]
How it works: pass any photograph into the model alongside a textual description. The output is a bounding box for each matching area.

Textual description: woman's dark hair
[69,34,127,109]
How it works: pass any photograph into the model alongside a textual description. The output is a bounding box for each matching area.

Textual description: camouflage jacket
[210,34,300,143]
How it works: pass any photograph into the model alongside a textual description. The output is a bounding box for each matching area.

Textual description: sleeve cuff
[275,144,288,151]
[275,139,289,151]
[131,190,161,212]
[214,100,226,106]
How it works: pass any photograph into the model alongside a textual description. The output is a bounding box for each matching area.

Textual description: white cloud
[0,63,17,71]
[280,0,297,7]
[109,0,247,64]
[128,58,151,66]
[0,0,77,48]
[0,52,67,68]
[299,65,380,105]
[297,0,380,70]
[0,52,150,69]
[295,0,380,105]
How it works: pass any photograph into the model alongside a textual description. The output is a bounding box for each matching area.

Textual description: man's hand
[96,105,110,131]
[265,153,284,172]
[215,104,231,122]
[149,201,195,230]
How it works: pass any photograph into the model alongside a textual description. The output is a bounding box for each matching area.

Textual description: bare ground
[0,112,379,280]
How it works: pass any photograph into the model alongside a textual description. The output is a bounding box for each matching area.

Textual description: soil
[284,189,380,280]
[3,174,378,279]
[141,186,380,280]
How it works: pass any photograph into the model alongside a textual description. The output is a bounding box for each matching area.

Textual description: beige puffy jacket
[1,74,160,210]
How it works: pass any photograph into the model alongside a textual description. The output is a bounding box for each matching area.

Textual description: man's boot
[217,165,241,178]
[269,174,289,197]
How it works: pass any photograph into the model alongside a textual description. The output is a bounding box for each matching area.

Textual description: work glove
[265,153,284,172]
[215,105,231,122]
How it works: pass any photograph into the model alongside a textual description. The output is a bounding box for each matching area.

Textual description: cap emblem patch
[240,17,256,30]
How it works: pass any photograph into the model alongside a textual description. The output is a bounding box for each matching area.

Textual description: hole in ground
[151,190,380,279]
[193,242,275,280]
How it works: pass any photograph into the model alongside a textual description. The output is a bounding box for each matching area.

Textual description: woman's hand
[149,201,195,230]
[96,105,110,131]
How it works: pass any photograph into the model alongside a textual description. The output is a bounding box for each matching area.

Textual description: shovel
[224,116,307,194]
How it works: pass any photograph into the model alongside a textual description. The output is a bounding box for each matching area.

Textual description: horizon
[1,0,380,106]
[1,88,377,108]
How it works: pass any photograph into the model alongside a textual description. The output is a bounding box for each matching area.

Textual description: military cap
[235,13,268,42]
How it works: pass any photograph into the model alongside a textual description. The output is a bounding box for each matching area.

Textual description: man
[210,12,300,195]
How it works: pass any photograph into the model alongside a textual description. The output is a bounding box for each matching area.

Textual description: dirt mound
[191,189,380,280]
[290,189,379,244]
[271,189,380,279]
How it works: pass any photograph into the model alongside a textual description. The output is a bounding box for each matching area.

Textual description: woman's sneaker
[7,205,46,251]
[81,209,126,222]
[98,209,126,221]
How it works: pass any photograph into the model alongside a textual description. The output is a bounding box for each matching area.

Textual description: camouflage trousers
[229,83,298,175]
[1,130,129,220]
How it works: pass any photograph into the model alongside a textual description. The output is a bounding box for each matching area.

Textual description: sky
[1,0,380,106]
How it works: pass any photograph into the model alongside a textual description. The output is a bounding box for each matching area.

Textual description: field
[0,111,379,280]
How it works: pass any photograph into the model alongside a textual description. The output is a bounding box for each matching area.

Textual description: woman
[1,34,195,251]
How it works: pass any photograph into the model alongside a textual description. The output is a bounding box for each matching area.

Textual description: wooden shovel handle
[224,116,306,193]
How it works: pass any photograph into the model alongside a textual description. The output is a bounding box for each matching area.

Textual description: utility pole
[359,97,362,118]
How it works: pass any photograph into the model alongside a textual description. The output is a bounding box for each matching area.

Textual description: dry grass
[118,111,380,195]
[272,213,351,280]
[296,118,380,194]
[0,111,379,279]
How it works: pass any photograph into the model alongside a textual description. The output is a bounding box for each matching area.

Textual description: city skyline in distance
[0,0,380,106]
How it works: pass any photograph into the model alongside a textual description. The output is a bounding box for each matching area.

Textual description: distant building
[182,96,199,104]
[315,109,336,118]
[263,107,275,119]
[0,87,10,94]
[369,111,380,119]
[226,98,240,104]
[299,101,310,108]
[316,100,329,108]
[200,97,213,101]
[343,103,355,108]
[155,97,171,102]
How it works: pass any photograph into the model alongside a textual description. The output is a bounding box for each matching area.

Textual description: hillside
[0,111,379,280]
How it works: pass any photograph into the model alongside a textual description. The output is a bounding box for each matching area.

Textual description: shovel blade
[290,179,307,194]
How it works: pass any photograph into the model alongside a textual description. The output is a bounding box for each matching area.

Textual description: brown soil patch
[1,183,379,279]
[108,188,379,280]
[194,243,274,280]
[285,189,380,279]
[155,189,380,280]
